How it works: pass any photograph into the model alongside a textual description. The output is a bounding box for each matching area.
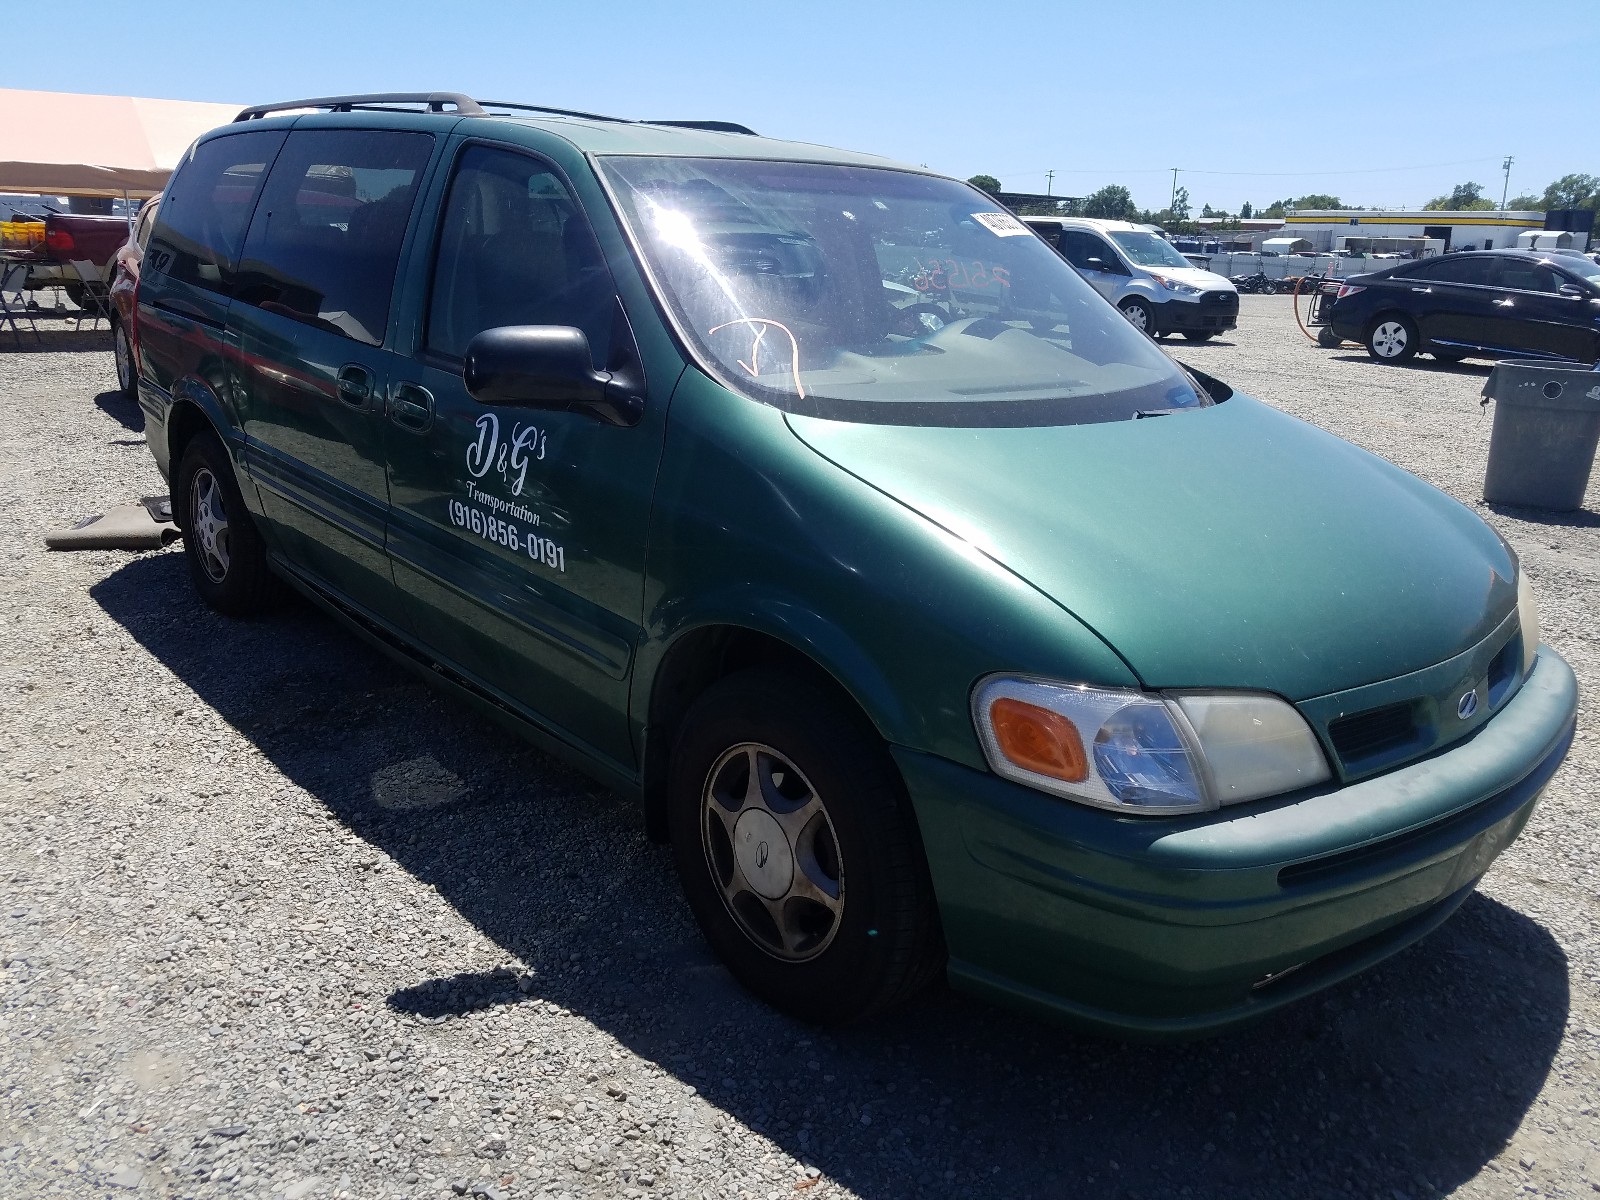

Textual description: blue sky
[18,0,1599,213]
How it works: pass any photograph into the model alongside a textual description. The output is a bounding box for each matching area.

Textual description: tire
[1260,280,1279,295]
[63,281,87,310]
[1181,331,1215,342]
[112,319,135,398]
[668,669,944,1024]
[1432,349,1467,364]
[1317,326,1343,348]
[1365,314,1418,363]
[1118,298,1155,337]
[172,431,285,616]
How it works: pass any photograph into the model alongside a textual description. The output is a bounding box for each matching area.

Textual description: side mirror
[464,325,643,427]
[1557,282,1587,299]
[1084,257,1109,271]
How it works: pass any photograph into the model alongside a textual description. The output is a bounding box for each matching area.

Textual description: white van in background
[1024,217,1240,341]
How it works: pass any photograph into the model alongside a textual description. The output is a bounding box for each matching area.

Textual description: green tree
[1240,200,1254,219]
[1423,181,1494,210]
[1201,203,1217,218]
[1505,194,1541,210]
[1170,186,1192,221]
[1292,193,1346,210]
[967,174,1002,196]
[1539,173,1600,213]
[1081,184,1137,220]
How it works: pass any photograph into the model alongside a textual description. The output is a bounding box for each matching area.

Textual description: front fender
[636,369,1140,770]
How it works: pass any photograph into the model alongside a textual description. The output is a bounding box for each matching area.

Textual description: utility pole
[1500,156,1514,210]
[1045,170,1054,197]
[1171,168,1179,214]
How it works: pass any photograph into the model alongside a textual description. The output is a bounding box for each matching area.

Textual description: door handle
[1410,287,1432,294]
[335,363,373,409]
[389,381,435,433]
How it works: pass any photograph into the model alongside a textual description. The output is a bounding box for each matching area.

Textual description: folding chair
[70,260,114,332]
[0,262,41,348]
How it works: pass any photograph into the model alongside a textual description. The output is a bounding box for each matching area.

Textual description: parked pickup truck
[2,211,130,305]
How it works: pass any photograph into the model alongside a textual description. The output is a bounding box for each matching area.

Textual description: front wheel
[668,670,944,1024]
[1118,297,1155,337]
[1365,314,1418,363]
[173,431,285,616]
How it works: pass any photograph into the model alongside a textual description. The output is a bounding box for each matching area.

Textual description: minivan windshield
[600,158,1204,426]
[1108,230,1192,270]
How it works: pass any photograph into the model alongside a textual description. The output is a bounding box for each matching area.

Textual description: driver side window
[426,145,615,363]
[1059,231,1123,274]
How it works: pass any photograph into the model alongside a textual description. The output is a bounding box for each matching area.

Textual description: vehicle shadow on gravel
[92,553,1570,1200]
[92,387,144,433]
[0,326,112,353]
[1328,353,1496,378]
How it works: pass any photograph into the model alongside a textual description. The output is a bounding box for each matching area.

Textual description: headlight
[1517,569,1540,677]
[1149,273,1202,296]
[973,677,1332,815]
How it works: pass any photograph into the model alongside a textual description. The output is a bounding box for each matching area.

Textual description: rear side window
[146,131,285,296]
[425,145,615,362]
[234,129,434,346]
[1406,256,1497,286]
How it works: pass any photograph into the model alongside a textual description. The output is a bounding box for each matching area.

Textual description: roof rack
[234,92,486,121]
[475,100,627,123]
[647,120,758,135]
[231,93,758,135]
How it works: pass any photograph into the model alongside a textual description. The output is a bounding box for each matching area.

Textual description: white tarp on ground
[0,88,241,198]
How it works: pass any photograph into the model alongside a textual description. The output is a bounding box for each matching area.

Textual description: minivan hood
[787,395,1515,701]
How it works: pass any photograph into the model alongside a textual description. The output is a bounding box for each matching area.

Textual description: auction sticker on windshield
[971,211,1030,237]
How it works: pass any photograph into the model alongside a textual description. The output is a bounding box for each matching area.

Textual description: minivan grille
[1328,702,1418,763]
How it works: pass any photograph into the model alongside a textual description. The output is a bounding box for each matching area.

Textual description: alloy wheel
[1371,320,1409,358]
[114,325,133,392]
[188,467,231,584]
[700,742,844,961]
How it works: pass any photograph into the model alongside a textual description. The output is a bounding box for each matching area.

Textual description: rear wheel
[1317,326,1343,348]
[1365,314,1418,363]
[1432,349,1467,363]
[112,319,135,397]
[668,670,944,1023]
[1118,298,1155,337]
[1181,331,1215,342]
[173,431,284,616]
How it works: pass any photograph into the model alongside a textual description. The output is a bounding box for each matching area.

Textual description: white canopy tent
[0,88,241,199]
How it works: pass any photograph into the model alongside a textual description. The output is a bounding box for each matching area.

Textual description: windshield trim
[592,154,1206,428]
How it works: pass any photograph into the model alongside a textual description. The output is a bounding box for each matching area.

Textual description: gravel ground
[1,298,1597,1200]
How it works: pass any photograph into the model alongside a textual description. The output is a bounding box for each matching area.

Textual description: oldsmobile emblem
[1457,689,1479,720]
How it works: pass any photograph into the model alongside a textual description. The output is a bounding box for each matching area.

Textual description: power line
[991,156,1506,180]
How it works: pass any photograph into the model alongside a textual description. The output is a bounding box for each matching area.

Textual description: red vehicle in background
[2,209,131,306]
[108,195,161,399]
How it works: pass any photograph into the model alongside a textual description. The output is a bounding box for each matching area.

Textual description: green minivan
[134,93,1578,1035]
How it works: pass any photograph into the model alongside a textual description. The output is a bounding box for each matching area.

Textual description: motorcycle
[1230,271,1280,295]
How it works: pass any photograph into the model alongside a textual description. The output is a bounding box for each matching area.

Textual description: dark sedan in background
[1327,249,1600,365]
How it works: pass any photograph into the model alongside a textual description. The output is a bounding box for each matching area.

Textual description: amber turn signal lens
[989,698,1088,782]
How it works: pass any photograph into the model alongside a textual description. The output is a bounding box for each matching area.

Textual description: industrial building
[1277,208,1547,253]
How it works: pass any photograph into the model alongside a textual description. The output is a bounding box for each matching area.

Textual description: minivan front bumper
[896,647,1577,1037]
[1155,290,1239,335]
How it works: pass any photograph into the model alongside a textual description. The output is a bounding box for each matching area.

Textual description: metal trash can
[1481,360,1600,511]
